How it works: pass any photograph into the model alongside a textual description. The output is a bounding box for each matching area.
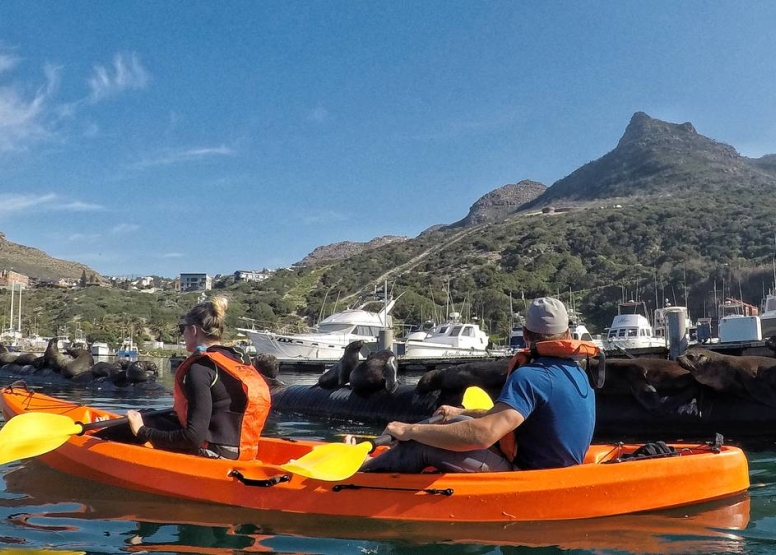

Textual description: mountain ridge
[6,111,776,280]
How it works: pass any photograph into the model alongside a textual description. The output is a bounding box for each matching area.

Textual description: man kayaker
[349,297,596,472]
[102,296,271,460]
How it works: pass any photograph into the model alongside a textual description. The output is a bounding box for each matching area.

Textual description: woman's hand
[127,410,145,436]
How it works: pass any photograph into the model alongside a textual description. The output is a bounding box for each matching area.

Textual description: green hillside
[3,112,776,346]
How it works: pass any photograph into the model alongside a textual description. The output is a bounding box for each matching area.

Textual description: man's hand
[382,421,414,441]
[433,404,465,421]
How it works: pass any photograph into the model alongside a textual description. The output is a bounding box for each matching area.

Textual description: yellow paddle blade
[280,441,373,482]
[462,386,494,410]
[0,412,84,465]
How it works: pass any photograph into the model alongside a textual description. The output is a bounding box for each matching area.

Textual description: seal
[12,352,39,366]
[415,358,511,402]
[316,340,365,390]
[125,360,158,383]
[593,357,698,412]
[349,349,399,395]
[90,361,124,380]
[676,347,776,407]
[43,338,94,378]
[0,351,19,365]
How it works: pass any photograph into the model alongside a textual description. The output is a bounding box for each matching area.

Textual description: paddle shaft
[369,388,495,450]
[78,407,174,434]
[369,413,444,450]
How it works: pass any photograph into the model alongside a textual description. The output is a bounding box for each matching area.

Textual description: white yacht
[760,293,776,339]
[603,301,665,351]
[239,297,397,362]
[566,308,601,345]
[402,312,490,359]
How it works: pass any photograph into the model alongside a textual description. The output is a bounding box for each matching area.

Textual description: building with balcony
[179,273,212,292]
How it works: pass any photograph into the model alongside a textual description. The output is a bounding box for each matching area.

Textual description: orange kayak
[0,386,750,523]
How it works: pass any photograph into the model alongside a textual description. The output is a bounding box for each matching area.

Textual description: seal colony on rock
[0,341,161,389]
[267,339,776,443]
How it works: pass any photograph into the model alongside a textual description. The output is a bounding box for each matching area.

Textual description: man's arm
[384,402,524,452]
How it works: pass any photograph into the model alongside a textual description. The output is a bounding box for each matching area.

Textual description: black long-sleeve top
[136,346,249,454]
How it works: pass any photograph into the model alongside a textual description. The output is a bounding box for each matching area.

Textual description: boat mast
[8,283,14,334]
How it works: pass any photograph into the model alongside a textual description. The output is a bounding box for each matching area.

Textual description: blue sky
[1,2,775,278]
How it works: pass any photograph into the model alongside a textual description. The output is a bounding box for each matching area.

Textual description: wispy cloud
[0,52,20,74]
[132,145,235,168]
[58,200,104,212]
[308,106,330,124]
[0,193,56,214]
[66,232,101,242]
[0,63,60,151]
[88,52,150,102]
[111,223,140,234]
[301,210,348,225]
[159,252,184,259]
[0,193,104,218]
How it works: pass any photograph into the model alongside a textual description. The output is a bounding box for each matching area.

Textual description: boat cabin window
[354,326,381,336]
[461,326,473,337]
[319,323,356,333]
[450,326,464,337]
[438,326,450,335]
[573,332,593,341]
[627,329,638,338]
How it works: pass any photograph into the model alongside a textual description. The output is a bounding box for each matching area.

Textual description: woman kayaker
[347,297,596,472]
[121,295,271,460]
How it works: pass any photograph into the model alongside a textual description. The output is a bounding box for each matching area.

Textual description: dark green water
[0,372,774,554]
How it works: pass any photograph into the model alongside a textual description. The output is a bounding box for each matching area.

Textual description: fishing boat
[0,386,750,523]
[116,337,138,359]
[238,296,397,362]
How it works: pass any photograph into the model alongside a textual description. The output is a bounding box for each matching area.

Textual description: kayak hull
[0,386,750,523]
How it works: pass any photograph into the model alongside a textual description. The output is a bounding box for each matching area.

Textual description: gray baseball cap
[525,297,569,335]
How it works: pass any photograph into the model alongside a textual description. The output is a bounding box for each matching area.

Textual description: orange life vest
[497,340,602,462]
[173,350,271,460]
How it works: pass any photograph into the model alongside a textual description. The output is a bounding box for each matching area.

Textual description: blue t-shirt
[497,356,595,470]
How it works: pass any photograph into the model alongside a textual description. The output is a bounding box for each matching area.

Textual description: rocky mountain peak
[617,111,698,149]
[451,180,547,228]
[530,112,752,205]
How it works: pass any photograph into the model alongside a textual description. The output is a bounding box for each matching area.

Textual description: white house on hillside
[179,273,212,292]
[234,270,272,283]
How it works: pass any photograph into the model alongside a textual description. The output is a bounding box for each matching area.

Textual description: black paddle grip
[77,407,174,434]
